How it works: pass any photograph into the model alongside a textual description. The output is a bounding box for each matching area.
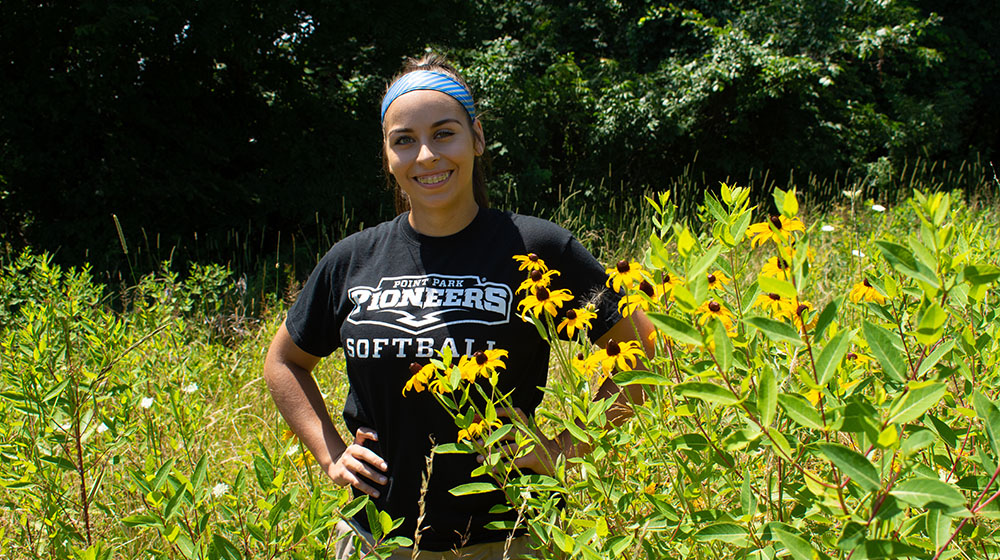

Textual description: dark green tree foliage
[1,1,996,279]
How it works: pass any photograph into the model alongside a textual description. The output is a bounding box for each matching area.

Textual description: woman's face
[383,89,484,222]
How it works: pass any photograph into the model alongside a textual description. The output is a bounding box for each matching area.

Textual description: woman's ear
[472,118,485,156]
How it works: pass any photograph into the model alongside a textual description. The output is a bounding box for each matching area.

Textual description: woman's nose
[416,142,439,166]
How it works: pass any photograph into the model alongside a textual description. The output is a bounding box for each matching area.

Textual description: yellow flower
[783,301,816,332]
[746,215,805,248]
[513,253,548,273]
[457,349,509,382]
[592,339,645,374]
[517,268,561,294]
[654,273,685,303]
[759,256,791,280]
[606,259,647,292]
[755,292,794,316]
[292,448,315,468]
[572,351,597,378]
[697,300,735,331]
[849,278,887,304]
[558,307,597,338]
[518,286,574,319]
[457,418,502,443]
[402,362,437,395]
[618,279,655,317]
[706,270,731,291]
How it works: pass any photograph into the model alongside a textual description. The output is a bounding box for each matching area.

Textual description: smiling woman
[262,53,655,559]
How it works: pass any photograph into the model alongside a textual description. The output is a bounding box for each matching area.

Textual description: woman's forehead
[382,90,468,130]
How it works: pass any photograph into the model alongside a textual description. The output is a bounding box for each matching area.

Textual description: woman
[263,54,653,559]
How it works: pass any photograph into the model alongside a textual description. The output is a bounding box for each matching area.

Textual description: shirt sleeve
[284,245,348,357]
[554,234,623,344]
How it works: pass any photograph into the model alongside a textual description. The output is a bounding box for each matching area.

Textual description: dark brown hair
[382,53,489,214]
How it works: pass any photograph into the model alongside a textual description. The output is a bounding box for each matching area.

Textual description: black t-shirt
[285,208,621,550]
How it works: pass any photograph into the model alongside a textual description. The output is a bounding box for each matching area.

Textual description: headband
[380,70,477,124]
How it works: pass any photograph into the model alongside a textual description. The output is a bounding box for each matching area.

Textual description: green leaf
[927,508,952,549]
[815,329,854,387]
[886,382,947,425]
[191,455,208,494]
[891,477,966,508]
[692,522,749,545]
[964,263,1000,286]
[759,367,778,427]
[758,275,797,299]
[688,245,723,281]
[875,240,939,288]
[211,534,242,560]
[916,340,954,379]
[973,392,1000,457]
[778,393,824,430]
[613,370,673,386]
[122,515,161,529]
[773,526,823,560]
[768,428,793,458]
[744,316,804,346]
[676,382,740,406]
[163,487,187,521]
[340,496,368,519]
[915,302,947,345]
[449,482,498,496]
[862,320,907,383]
[813,298,840,340]
[817,443,880,492]
[433,442,474,454]
[365,501,382,541]
[713,320,733,373]
[152,459,175,492]
[646,313,702,346]
[857,539,926,559]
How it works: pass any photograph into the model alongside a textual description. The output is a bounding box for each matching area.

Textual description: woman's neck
[407,202,480,237]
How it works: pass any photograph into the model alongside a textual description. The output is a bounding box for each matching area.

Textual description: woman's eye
[393,136,414,146]
[435,129,455,139]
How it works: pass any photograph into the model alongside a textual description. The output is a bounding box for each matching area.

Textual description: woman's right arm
[263,321,388,497]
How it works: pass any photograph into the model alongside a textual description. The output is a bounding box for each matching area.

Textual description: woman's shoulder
[488,209,574,243]
[315,215,406,264]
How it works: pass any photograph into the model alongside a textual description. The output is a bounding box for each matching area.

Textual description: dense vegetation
[2,0,997,281]
[4,187,1000,559]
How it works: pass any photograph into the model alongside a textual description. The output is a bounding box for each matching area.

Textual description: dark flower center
[708,301,721,312]
[474,351,488,366]
[863,278,872,288]
[576,352,585,361]
[409,362,421,375]
[847,352,858,360]
[768,292,781,301]
[530,269,543,282]
[528,253,539,262]
[777,258,789,269]
[535,286,550,300]
[796,304,809,315]
[707,273,716,283]
[565,309,577,320]
[639,280,655,297]
[770,215,782,229]
[616,260,630,273]
[606,339,621,356]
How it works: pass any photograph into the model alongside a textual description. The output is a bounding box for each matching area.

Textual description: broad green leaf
[778,393,824,430]
[857,539,926,559]
[927,508,952,549]
[817,443,880,492]
[916,340,954,379]
[759,367,778,427]
[915,302,947,345]
[646,312,702,347]
[815,329,854,387]
[713,320,733,373]
[862,320,907,383]
[768,428,793,458]
[191,454,208,494]
[973,392,1000,458]
[449,482,498,496]
[340,496,368,519]
[758,275,797,300]
[836,521,865,551]
[211,534,242,560]
[613,370,673,386]
[434,442,474,454]
[887,382,947,425]
[689,245,723,280]
[891,477,966,508]
[773,526,822,560]
[122,515,161,528]
[676,382,740,406]
[875,240,939,288]
[692,522,749,545]
[744,316,804,346]
[964,263,1000,286]
[741,475,757,517]
[366,501,381,541]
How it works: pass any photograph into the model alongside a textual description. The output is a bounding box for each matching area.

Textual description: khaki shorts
[334,519,533,560]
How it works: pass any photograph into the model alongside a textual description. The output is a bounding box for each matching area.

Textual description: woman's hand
[477,408,567,477]
[327,427,389,498]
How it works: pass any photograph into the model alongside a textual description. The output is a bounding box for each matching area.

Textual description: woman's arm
[263,322,388,497]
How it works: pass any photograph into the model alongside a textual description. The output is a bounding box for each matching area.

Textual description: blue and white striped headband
[380,70,477,124]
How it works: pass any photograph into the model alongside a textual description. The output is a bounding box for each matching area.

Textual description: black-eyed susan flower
[558,307,597,338]
[572,351,597,378]
[457,349,509,383]
[618,279,655,317]
[457,418,502,443]
[849,278,887,304]
[655,273,685,302]
[402,362,437,395]
[517,268,560,294]
[697,300,735,331]
[746,215,805,248]
[784,301,816,332]
[518,286,574,319]
[513,253,548,273]
[606,259,647,292]
[755,292,794,316]
[706,270,731,291]
[759,256,791,280]
[593,339,645,374]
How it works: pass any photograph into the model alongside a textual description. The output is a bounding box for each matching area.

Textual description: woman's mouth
[415,171,452,186]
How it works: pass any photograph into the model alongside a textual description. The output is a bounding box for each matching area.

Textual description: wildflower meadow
[3,184,1000,559]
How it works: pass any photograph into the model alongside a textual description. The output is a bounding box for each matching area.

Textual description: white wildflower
[852,249,866,258]
[872,204,886,212]
[821,225,836,232]
[286,444,300,457]
[140,397,154,409]
[842,189,862,199]
[182,383,199,394]
[97,423,109,434]
[212,483,230,497]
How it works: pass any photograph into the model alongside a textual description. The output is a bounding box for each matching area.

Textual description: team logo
[346,274,512,335]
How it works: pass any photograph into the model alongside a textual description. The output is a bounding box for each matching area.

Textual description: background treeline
[1,0,997,283]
